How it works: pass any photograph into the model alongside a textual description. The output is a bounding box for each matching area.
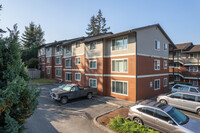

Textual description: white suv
[171,84,200,93]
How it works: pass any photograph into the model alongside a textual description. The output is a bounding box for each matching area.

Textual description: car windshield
[62,85,72,91]
[58,85,66,89]
[167,107,189,125]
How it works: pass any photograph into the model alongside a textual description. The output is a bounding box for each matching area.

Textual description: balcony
[184,58,200,65]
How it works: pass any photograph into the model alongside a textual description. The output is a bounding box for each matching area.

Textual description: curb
[93,107,122,133]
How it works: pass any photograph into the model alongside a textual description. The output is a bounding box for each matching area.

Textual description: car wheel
[61,97,68,104]
[160,99,167,104]
[87,93,92,99]
[133,117,143,125]
[197,109,200,115]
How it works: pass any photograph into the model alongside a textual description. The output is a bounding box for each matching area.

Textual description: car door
[140,107,156,129]
[154,109,176,133]
[70,86,79,99]
[168,93,182,108]
[182,94,196,112]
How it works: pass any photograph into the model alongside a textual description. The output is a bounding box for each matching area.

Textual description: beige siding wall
[137,27,170,58]
[63,44,72,57]
[104,33,136,57]
[71,42,85,56]
[46,47,52,57]
[85,40,103,58]
[54,45,63,56]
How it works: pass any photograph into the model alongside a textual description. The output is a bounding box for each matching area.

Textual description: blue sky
[1,0,200,44]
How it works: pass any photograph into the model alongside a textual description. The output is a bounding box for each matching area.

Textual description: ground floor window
[164,78,168,87]
[65,72,72,81]
[111,80,128,95]
[189,80,198,86]
[175,76,180,81]
[56,69,61,77]
[75,73,81,81]
[42,66,45,71]
[154,79,160,90]
[89,79,97,88]
[47,68,50,74]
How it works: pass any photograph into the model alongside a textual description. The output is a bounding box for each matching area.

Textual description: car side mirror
[168,120,174,125]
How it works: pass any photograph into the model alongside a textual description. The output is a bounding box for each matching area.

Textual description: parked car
[157,91,200,115]
[50,84,96,104]
[128,100,200,133]
[171,84,200,93]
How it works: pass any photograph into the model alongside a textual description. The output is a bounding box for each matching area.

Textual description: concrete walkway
[93,95,134,107]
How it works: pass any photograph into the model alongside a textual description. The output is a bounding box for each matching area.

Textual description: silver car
[128,100,200,133]
[157,92,200,115]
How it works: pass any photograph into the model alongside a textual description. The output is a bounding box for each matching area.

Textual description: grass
[30,78,56,85]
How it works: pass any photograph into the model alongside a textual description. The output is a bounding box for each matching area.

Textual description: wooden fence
[28,68,40,79]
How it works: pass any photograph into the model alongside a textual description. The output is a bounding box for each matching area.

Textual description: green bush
[109,116,159,133]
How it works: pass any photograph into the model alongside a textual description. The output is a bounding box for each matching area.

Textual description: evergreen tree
[0,5,6,34]
[86,9,110,36]
[0,24,40,133]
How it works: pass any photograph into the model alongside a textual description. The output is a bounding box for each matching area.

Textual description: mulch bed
[97,107,129,127]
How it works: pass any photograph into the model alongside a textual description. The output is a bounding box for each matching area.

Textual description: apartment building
[38,24,175,102]
[169,42,200,86]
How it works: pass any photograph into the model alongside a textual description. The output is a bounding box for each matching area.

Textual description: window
[180,86,189,91]
[89,60,97,69]
[47,47,50,52]
[65,59,71,68]
[56,69,61,77]
[47,68,50,74]
[47,58,50,63]
[56,46,61,52]
[154,79,160,90]
[189,80,198,86]
[112,37,128,51]
[90,42,96,50]
[155,40,160,50]
[143,107,154,116]
[65,72,72,81]
[170,93,182,99]
[189,66,198,72]
[66,46,71,54]
[175,76,180,81]
[75,57,81,65]
[190,88,198,93]
[42,56,44,61]
[163,60,167,69]
[174,63,180,68]
[75,73,81,81]
[56,57,61,64]
[76,42,80,48]
[183,94,195,101]
[89,79,97,88]
[112,59,128,73]
[154,60,160,70]
[112,81,128,95]
[197,97,200,102]
[164,78,168,87]
[42,66,44,71]
[189,53,198,58]
[154,110,171,122]
[164,43,168,50]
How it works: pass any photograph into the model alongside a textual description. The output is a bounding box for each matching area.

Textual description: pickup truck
[50,83,97,104]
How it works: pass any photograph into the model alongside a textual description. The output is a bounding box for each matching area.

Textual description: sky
[1,0,200,44]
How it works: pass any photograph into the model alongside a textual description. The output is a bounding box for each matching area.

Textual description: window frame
[154,59,160,70]
[111,80,128,96]
[154,79,160,90]
[47,58,50,63]
[163,60,167,69]
[189,66,198,72]
[42,66,45,71]
[47,68,50,74]
[42,56,45,61]
[164,78,168,87]
[65,58,72,68]
[189,80,198,86]
[56,57,61,65]
[89,78,97,88]
[164,43,168,50]
[75,73,81,81]
[56,46,61,52]
[55,68,61,77]
[65,72,72,81]
[75,57,81,65]
[89,42,96,50]
[76,42,81,48]
[89,60,97,69]
[65,45,71,54]
[111,58,128,73]
[155,40,160,50]
[111,36,128,51]
[175,76,180,81]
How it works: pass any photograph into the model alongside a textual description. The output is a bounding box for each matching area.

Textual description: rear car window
[190,88,198,93]
[139,107,154,116]
[170,93,182,99]
[183,94,196,101]
[154,110,171,122]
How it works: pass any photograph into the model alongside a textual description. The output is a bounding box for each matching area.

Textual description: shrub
[109,116,159,133]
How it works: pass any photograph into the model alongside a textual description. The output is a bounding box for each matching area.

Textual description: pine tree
[86,15,98,36]
[0,24,40,133]
[0,5,6,34]
[86,9,110,36]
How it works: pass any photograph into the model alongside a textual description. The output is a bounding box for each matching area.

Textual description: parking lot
[25,84,117,133]
[25,84,200,133]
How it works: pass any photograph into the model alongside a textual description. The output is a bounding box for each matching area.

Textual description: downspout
[135,32,137,102]
[102,38,105,95]
[172,48,175,82]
